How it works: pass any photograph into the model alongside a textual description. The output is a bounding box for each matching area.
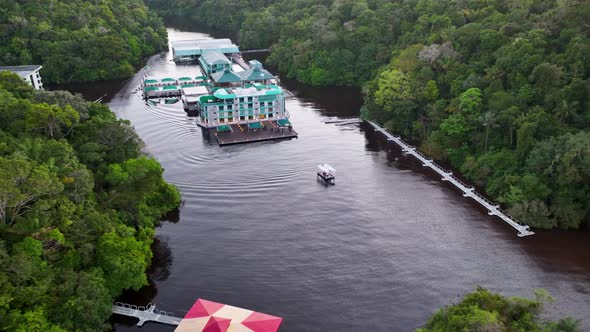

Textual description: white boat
[317,164,335,184]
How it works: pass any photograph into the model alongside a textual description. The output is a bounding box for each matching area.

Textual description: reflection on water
[59,28,590,331]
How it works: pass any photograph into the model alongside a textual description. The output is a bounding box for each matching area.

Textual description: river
[68,28,590,331]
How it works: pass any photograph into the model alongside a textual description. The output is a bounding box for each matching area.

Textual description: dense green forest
[0,0,167,84]
[144,0,274,34]
[0,72,180,331]
[146,0,590,230]
[416,287,579,332]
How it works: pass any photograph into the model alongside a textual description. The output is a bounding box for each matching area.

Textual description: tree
[25,104,79,139]
[374,69,413,111]
[459,88,482,114]
[0,154,63,225]
[0,77,179,331]
[0,0,167,84]
[417,287,576,332]
[423,80,439,102]
[96,229,151,296]
[479,112,498,154]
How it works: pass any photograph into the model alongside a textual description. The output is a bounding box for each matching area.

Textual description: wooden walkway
[325,118,363,126]
[367,121,534,237]
[240,49,271,54]
[232,54,251,71]
[215,121,298,145]
[111,302,182,327]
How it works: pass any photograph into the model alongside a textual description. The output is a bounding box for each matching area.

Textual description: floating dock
[367,121,534,237]
[214,121,297,145]
[143,76,208,99]
[111,302,181,327]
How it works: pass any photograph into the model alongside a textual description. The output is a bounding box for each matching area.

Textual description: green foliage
[359,0,590,229]
[0,0,167,84]
[417,287,580,332]
[0,74,179,331]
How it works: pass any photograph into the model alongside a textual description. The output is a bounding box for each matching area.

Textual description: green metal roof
[195,76,208,80]
[161,78,176,82]
[240,67,275,82]
[265,88,282,96]
[248,122,263,129]
[211,70,242,83]
[200,95,216,103]
[178,77,192,81]
[144,86,159,91]
[248,60,262,69]
[144,79,158,84]
[163,85,179,90]
[181,84,196,88]
[213,88,236,99]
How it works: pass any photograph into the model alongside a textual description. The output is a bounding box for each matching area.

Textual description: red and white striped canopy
[175,299,283,332]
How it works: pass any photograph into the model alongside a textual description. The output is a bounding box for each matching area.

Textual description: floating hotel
[142,38,297,145]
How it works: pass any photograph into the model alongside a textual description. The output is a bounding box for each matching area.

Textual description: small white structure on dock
[317,164,336,184]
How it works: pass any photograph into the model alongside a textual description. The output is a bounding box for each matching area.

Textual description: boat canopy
[318,163,336,175]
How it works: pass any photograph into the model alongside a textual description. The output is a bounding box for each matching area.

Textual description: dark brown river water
[65,28,590,331]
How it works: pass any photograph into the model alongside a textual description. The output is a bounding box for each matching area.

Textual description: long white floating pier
[367,121,534,237]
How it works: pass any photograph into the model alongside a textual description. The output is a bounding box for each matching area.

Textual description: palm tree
[480,112,498,154]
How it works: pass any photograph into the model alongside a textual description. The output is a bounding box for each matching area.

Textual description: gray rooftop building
[171,39,239,62]
[0,65,44,90]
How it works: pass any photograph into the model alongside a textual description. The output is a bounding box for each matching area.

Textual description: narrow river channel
[71,28,590,331]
